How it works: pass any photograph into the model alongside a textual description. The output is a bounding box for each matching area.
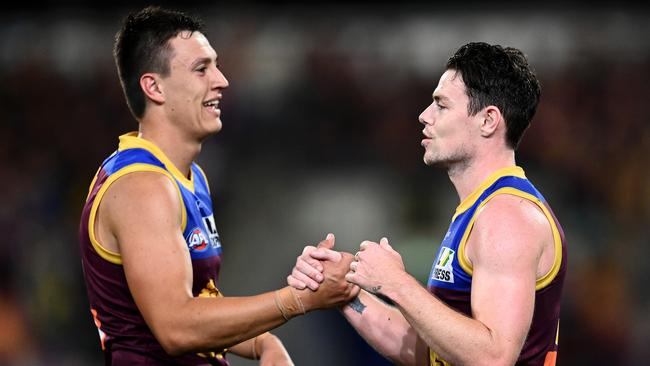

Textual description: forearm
[228,332,275,359]
[228,337,257,359]
[388,275,505,366]
[154,287,300,355]
[341,291,424,365]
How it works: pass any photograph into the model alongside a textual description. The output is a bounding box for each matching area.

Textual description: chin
[206,118,223,134]
[423,154,450,169]
[423,152,437,166]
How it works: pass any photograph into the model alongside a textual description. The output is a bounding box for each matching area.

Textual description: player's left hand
[345,237,406,297]
[258,333,294,366]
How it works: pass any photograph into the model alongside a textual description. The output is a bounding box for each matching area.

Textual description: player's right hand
[287,233,342,291]
[300,251,360,310]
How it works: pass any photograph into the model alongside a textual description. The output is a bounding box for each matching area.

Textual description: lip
[203,95,222,117]
[421,129,433,146]
[205,105,221,117]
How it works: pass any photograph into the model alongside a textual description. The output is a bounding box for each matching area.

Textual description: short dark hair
[113,6,204,119]
[446,42,541,150]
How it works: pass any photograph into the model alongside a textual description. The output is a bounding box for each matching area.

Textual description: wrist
[256,333,276,355]
[274,287,307,320]
[382,271,415,305]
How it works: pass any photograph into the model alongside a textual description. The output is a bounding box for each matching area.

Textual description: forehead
[168,31,217,65]
[433,69,467,100]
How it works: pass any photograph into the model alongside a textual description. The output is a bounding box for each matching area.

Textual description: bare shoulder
[469,194,548,267]
[100,171,183,239]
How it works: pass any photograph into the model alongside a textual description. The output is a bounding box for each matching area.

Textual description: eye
[196,66,207,74]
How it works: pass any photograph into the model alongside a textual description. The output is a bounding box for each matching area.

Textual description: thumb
[379,237,392,250]
[317,233,336,250]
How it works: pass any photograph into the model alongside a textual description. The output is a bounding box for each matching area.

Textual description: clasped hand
[287,234,406,298]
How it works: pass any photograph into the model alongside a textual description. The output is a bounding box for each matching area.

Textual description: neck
[448,148,516,203]
[138,117,201,178]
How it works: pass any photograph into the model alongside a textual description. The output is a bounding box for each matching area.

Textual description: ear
[140,73,165,104]
[479,105,502,138]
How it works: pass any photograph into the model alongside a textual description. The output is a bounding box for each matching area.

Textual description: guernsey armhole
[88,164,187,265]
[457,188,562,290]
[118,135,195,193]
[85,167,102,202]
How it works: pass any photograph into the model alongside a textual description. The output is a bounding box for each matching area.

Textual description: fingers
[287,275,307,290]
[379,237,391,250]
[359,240,377,251]
[317,233,336,250]
[294,258,324,285]
[349,261,358,272]
[301,245,317,256]
[345,270,357,284]
[349,284,361,299]
[290,267,321,291]
[358,238,393,253]
[309,248,342,262]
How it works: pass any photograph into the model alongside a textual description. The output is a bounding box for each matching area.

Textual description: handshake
[284,233,406,312]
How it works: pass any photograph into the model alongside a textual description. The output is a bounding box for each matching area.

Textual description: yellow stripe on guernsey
[455,168,562,290]
[85,167,102,202]
[429,349,452,366]
[87,164,187,265]
[118,132,196,193]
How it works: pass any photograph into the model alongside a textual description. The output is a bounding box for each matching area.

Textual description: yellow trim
[118,132,195,193]
[86,150,119,201]
[88,164,187,265]
[453,166,526,221]
[429,349,452,366]
[457,187,562,291]
[195,164,211,194]
[85,167,102,202]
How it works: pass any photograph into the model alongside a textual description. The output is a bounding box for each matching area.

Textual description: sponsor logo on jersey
[432,247,455,283]
[187,228,209,252]
[202,214,221,249]
[196,200,222,250]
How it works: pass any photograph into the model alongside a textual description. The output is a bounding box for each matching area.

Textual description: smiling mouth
[203,99,219,107]
[203,99,220,115]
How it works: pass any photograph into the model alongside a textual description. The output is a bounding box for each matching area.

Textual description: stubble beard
[423,144,472,176]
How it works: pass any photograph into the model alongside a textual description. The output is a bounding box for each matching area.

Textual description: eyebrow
[190,56,218,69]
[433,94,450,104]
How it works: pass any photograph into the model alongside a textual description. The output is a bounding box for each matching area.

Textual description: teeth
[203,100,219,107]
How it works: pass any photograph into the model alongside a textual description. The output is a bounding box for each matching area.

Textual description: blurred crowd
[0,4,648,365]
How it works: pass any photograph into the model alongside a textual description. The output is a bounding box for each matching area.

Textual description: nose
[418,103,433,126]
[211,67,229,90]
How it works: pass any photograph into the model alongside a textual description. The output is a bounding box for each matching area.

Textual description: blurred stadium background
[1,1,648,365]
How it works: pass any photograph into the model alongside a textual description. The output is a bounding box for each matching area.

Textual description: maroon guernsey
[79,134,229,365]
[426,167,567,365]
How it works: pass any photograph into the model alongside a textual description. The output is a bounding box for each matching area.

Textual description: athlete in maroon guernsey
[79,6,359,366]
[80,134,229,365]
[288,42,567,366]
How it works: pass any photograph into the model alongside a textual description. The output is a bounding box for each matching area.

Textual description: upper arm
[466,194,548,363]
[101,171,193,333]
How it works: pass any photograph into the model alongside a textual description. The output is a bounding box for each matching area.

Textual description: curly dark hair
[446,42,541,150]
[113,6,204,119]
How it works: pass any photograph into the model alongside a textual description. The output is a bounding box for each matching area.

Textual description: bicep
[470,260,536,349]
[103,172,193,326]
[468,195,544,360]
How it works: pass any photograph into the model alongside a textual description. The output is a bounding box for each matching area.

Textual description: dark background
[1,1,648,365]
